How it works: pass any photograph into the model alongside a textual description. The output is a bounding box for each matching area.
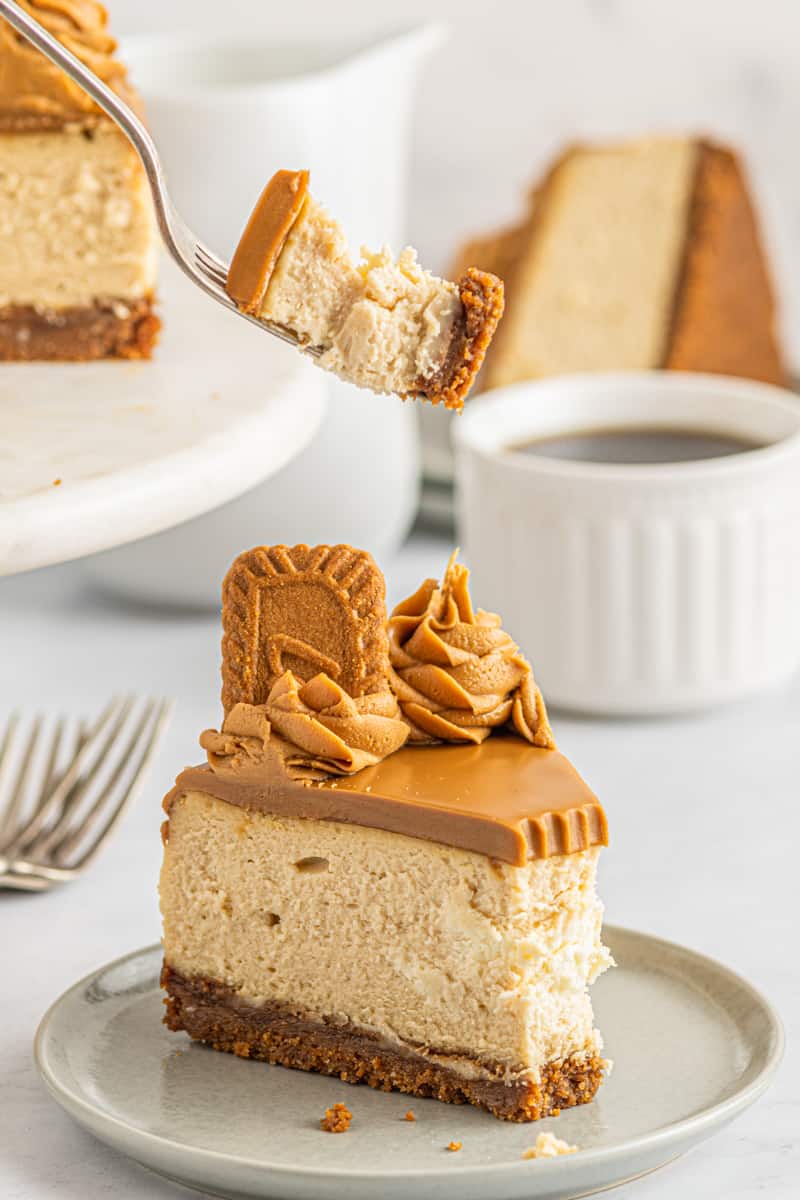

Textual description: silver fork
[0,0,319,357]
[0,697,172,891]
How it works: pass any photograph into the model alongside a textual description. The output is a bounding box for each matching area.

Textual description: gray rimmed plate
[34,926,783,1200]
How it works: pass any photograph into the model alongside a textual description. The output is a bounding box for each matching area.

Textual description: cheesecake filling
[485,138,699,385]
[160,791,612,1084]
[258,195,462,395]
[0,125,157,311]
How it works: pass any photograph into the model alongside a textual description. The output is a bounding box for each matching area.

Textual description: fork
[0,0,319,357]
[0,697,172,891]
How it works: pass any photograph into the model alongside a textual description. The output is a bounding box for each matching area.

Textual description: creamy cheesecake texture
[456,136,784,390]
[226,171,503,408]
[0,126,157,310]
[161,790,610,1083]
[259,194,461,395]
[488,139,697,384]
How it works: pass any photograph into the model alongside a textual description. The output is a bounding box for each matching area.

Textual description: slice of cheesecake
[160,544,612,1121]
[0,1,159,360]
[453,137,785,389]
[226,171,504,410]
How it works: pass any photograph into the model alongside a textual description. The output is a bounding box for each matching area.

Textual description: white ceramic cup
[454,372,800,715]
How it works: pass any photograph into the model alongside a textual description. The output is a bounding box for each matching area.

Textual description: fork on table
[0,697,172,892]
[0,0,319,358]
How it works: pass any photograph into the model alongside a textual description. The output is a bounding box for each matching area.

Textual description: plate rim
[33,924,785,1185]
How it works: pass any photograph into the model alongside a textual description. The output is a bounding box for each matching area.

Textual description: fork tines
[0,697,172,890]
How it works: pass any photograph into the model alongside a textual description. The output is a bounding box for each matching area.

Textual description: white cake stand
[0,260,326,576]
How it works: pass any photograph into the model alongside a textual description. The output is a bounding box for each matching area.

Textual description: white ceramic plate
[0,258,326,576]
[34,927,782,1200]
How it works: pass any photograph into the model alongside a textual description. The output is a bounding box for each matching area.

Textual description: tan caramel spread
[226,169,309,316]
[168,736,606,867]
[389,552,553,747]
[0,0,140,123]
[168,542,608,866]
[202,672,408,780]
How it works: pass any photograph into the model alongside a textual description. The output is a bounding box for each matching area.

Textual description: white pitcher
[85,24,444,607]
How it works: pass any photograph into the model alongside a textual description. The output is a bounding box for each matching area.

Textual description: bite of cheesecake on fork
[226,170,504,411]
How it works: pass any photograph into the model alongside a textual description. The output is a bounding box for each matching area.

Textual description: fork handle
[0,1,172,246]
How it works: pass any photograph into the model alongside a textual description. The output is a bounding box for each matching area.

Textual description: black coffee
[510,426,764,465]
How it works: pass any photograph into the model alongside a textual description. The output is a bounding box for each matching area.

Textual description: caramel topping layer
[0,1,140,120]
[389,553,554,748]
[227,170,309,316]
[202,672,408,781]
[166,736,607,866]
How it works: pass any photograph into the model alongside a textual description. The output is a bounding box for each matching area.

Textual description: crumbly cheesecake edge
[406,267,505,411]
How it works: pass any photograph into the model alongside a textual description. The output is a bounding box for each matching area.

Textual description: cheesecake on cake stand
[0,0,159,360]
[160,544,612,1121]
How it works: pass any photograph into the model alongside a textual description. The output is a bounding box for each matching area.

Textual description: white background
[109,0,800,363]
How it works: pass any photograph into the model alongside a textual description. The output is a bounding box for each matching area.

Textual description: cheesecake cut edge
[405,267,505,411]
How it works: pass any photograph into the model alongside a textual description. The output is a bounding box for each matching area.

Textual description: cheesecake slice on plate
[160,544,612,1121]
[226,171,504,410]
[0,0,159,360]
[454,136,785,389]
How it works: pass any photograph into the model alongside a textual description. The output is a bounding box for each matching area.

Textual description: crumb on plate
[320,1103,352,1133]
[404,1110,416,1122]
[522,1132,577,1159]
[447,1141,462,1152]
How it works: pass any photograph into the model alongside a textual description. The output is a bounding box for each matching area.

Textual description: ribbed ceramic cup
[454,372,800,715]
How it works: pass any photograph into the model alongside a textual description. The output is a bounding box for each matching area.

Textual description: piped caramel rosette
[201,671,408,782]
[0,1,141,126]
[388,554,555,748]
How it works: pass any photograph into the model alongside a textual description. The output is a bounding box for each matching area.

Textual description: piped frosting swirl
[201,671,408,782]
[0,1,140,123]
[388,553,555,747]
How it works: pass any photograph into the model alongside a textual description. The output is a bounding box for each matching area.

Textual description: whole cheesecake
[0,0,159,360]
[160,545,613,1121]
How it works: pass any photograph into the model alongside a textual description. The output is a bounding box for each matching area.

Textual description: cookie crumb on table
[320,1103,352,1133]
[447,1141,462,1152]
[522,1132,577,1159]
[404,1110,416,1122]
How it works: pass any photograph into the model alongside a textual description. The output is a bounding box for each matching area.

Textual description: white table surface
[0,531,797,1199]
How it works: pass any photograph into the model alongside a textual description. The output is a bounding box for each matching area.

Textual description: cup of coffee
[454,372,800,714]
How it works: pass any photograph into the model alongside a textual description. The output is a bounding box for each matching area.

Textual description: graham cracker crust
[413,267,504,412]
[664,141,785,386]
[161,963,604,1122]
[0,113,105,134]
[0,299,160,361]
